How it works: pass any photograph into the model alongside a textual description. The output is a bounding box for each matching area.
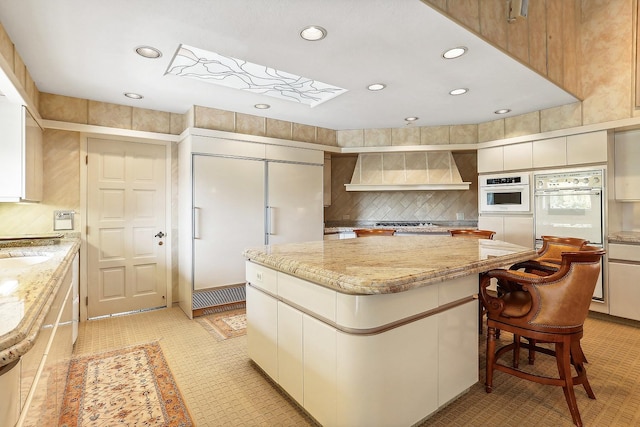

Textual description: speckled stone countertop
[324,225,464,234]
[243,235,536,295]
[0,238,80,368]
[608,231,640,244]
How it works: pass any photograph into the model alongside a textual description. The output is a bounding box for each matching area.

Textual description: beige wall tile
[364,128,391,147]
[478,119,504,142]
[40,93,88,123]
[562,0,580,97]
[506,14,529,63]
[170,113,186,135]
[546,0,564,85]
[0,24,14,70]
[449,124,477,144]
[293,123,316,143]
[317,127,337,146]
[25,72,38,111]
[420,126,449,145]
[391,127,420,146]
[505,111,540,138]
[266,118,293,140]
[422,0,446,11]
[236,113,265,136]
[194,106,235,132]
[132,108,171,134]
[88,101,132,129]
[540,102,582,132]
[337,129,364,147]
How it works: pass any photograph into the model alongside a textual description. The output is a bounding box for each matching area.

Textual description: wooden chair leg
[570,339,596,399]
[485,326,497,393]
[556,340,583,427]
[513,334,521,368]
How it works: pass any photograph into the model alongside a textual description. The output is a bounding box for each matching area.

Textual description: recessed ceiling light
[254,103,271,109]
[494,108,511,114]
[404,117,419,122]
[124,92,143,99]
[449,88,468,96]
[367,83,386,91]
[300,26,327,41]
[442,46,468,59]
[135,46,162,59]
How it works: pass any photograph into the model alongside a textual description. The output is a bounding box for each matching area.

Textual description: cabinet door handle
[154,231,165,238]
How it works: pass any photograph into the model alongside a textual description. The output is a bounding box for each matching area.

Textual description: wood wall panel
[528,0,548,76]
[479,0,508,50]
[562,0,580,97]
[546,0,564,85]
[507,13,530,63]
[446,0,480,32]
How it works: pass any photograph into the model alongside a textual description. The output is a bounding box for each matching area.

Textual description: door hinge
[85,155,88,165]
[85,296,89,306]
[86,225,89,235]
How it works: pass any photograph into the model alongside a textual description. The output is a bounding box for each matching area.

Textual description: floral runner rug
[195,308,247,341]
[59,341,192,426]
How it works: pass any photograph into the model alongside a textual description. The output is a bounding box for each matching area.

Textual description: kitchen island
[243,235,536,427]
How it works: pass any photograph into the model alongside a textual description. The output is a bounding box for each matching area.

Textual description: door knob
[155,231,165,238]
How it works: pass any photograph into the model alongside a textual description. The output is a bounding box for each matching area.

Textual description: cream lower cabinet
[246,261,477,427]
[608,243,640,321]
[0,360,21,427]
[478,215,534,248]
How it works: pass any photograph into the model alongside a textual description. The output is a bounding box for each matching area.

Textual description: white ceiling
[0,0,578,130]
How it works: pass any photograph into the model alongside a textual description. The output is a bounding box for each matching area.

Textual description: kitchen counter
[243,235,536,295]
[243,236,535,426]
[0,238,80,368]
[608,231,640,244]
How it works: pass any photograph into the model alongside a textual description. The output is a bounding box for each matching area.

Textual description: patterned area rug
[196,308,247,341]
[59,342,192,426]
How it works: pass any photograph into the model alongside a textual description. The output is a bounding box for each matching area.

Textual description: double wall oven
[533,168,605,300]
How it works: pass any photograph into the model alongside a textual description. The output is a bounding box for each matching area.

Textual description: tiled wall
[325,153,477,222]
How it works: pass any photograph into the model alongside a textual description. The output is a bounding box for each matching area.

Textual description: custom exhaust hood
[345,152,470,191]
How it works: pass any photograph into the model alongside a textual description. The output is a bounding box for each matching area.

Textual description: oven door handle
[535,189,601,196]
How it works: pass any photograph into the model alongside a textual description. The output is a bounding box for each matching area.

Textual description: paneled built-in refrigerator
[178,133,325,317]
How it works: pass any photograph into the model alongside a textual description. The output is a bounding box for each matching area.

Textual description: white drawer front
[277,272,336,322]
[609,243,640,262]
[246,262,278,294]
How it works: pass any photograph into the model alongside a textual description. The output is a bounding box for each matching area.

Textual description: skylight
[166,44,347,107]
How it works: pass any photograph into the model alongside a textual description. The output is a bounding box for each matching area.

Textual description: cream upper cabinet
[477,146,504,173]
[614,129,640,201]
[0,102,43,202]
[566,131,608,165]
[503,142,532,171]
[532,137,567,168]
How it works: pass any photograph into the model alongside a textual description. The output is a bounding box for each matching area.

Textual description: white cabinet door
[503,215,534,248]
[609,262,640,321]
[477,146,504,173]
[567,131,607,165]
[267,162,324,245]
[193,155,265,290]
[246,286,279,379]
[277,302,304,403]
[532,137,567,168]
[0,360,21,427]
[478,216,505,241]
[503,142,532,171]
[614,130,640,200]
[303,314,337,427]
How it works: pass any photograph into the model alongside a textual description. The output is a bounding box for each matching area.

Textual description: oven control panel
[535,169,603,190]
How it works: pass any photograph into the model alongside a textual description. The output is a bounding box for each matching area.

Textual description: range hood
[345,152,470,191]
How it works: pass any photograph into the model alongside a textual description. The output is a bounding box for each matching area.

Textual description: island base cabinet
[438,300,478,406]
[303,315,337,427]
[246,285,278,380]
[277,302,303,403]
[0,360,21,427]
[336,316,439,427]
[609,262,640,321]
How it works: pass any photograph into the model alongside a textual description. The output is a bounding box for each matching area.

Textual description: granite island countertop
[243,235,536,295]
[0,238,80,367]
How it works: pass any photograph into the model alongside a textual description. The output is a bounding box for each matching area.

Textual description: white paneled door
[87,138,167,318]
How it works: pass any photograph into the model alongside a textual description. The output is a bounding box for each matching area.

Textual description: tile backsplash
[324,153,477,223]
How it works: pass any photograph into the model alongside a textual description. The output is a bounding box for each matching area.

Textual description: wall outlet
[456,212,464,220]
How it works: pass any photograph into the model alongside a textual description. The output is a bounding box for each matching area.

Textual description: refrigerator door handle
[193,207,201,239]
[267,206,276,235]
